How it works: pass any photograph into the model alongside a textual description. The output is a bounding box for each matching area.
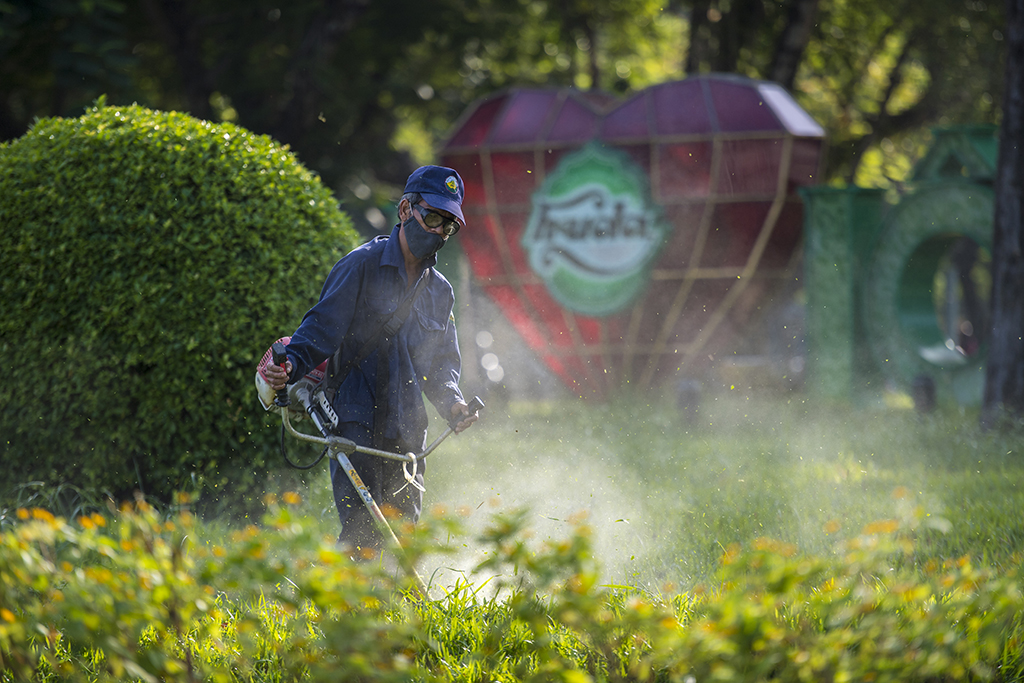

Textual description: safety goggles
[415,205,461,237]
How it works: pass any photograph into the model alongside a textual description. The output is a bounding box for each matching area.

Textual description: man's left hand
[450,401,479,434]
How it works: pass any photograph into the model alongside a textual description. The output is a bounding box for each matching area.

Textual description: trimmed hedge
[0,100,359,506]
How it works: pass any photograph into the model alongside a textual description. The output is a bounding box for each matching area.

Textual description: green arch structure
[863,183,992,404]
[801,126,998,406]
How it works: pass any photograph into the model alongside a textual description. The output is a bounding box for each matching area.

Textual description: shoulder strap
[321,268,431,401]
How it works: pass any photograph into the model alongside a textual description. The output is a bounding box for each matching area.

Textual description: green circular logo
[521,143,669,317]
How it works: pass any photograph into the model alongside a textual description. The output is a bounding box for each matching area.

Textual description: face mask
[402,215,446,260]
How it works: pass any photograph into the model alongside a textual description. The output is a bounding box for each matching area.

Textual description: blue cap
[404,165,465,226]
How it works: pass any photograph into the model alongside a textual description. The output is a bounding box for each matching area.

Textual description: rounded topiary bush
[0,101,360,507]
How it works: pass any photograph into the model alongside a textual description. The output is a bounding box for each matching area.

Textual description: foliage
[794,0,1006,186]
[0,0,681,204]
[3,0,1006,230]
[0,0,134,141]
[0,483,108,535]
[666,0,1006,187]
[0,101,358,508]
[2,492,1024,682]
[664,512,1022,683]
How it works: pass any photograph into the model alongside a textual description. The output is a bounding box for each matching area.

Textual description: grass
[223,387,1024,591]
[5,387,1021,590]
[417,388,1024,590]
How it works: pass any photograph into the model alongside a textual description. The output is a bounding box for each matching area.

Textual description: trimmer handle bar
[270,342,290,408]
[449,395,485,430]
[284,384,484,465]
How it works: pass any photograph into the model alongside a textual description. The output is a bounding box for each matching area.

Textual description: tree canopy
[0,0,1006,225]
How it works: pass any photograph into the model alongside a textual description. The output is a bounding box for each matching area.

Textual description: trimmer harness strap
[319,269,431,415]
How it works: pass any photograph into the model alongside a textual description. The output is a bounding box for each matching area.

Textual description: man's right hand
[265,359,292,391]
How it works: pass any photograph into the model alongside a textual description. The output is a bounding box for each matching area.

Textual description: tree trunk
[585,20,600,88]
[685,0,711,74]
[982,0,1024,425]
[272,0,370,145]
[140,0,213,121]
[768,0,820,90]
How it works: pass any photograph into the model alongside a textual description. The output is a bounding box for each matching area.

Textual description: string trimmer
[256,339,483,596]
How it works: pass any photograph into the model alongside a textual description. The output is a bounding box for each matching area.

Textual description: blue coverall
[284,224,464,551]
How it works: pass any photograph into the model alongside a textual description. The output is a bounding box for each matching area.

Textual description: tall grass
[419,389,1024,590]
[4,388,1020,589]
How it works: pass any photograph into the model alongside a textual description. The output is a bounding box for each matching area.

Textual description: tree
[674,0,1006,186]
[0,0,135,140]
[3,0,1018,418]
[768,0,821,90]
[173,0,678,227]
[3,0,1007,196]
[983,0,1024,425]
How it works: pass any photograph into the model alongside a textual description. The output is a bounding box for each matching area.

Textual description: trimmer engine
[255,336,329,418]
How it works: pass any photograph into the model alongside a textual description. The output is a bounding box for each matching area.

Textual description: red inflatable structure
[441,74,825,399]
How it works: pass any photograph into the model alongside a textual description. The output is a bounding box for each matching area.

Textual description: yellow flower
[753,537,796,556]
[31,508,55,523]
[721,543,741,565]
[862,519,899,535]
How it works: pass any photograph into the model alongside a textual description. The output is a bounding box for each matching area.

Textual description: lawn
[417,388,1024,590]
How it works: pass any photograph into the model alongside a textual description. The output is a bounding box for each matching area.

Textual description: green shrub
[2,500,1023,682]
[0,100,359,507]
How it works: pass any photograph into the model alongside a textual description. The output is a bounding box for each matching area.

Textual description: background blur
[0,0,1006,227]
[1,0,1011,405]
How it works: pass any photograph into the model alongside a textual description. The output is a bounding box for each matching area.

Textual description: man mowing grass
[264,166,479,558]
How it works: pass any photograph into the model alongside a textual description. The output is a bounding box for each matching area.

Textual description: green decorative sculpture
[802,126,997,406]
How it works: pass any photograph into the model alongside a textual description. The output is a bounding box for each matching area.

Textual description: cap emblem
[445,175,459,194]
